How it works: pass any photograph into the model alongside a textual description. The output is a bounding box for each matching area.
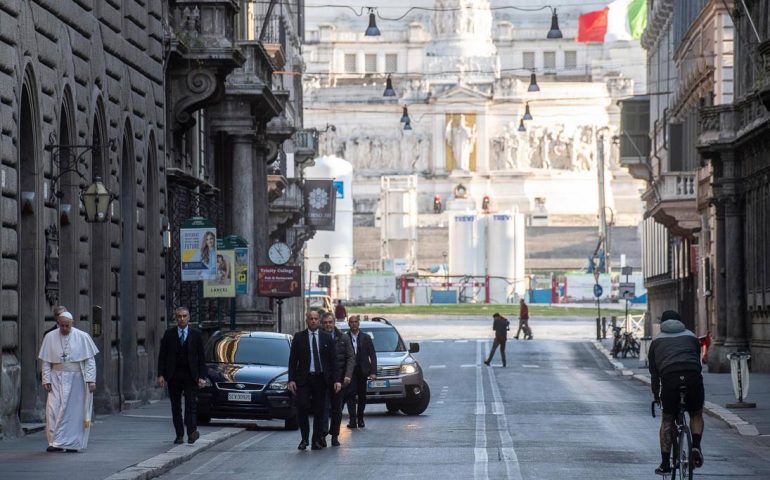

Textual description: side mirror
[409,342,420,353]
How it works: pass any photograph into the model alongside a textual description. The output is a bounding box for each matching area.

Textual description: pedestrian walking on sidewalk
[484,313,510,367]
[648,310,705,475]
[320,312,354,447]
[515,299,533,340]
[334,300,348,321]
[288,310,342,451]
[39,308,99,452]
[157,306,207,445]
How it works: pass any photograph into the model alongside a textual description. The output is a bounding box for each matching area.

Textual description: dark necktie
[311,332,322,373]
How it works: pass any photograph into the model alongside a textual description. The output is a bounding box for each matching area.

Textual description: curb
[590,341,759,437]
[103,427,244,480]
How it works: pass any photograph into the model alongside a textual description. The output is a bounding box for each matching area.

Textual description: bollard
[727,352,756,408]
[596,317,601,340]
[639,336,652,367]
[602,317,607,339]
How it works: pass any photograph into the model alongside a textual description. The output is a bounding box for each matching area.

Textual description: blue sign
[593,284,603,298]
[333,180,344,199]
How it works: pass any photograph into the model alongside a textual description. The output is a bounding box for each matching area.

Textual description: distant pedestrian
[334,300,348,321]
[288,310,342,450]
[157,307,207,445]
[320,312,354,446]
[38,309,99,452]
[484,313,509,367]
[345,315,377,428]
[515,299,533,340]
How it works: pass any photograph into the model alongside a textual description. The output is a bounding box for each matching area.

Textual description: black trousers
[325,389,345,436]
[346,367,368,420]
[486,336,507,365]
[168,375,198,437]
[296,374,327,443]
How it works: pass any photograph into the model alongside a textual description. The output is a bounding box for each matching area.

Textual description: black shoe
[46,446,64,452]
[319,437,327,448]
[311,441,324,450]
[483,360,490,366]
[514,336,519,340]
[298,440,308,450]
[347,420,358,429]
[502,363,507,368]
[654,463,672,475]
[331,436,340,447]
[173,437,184,445]
[188,430,200,444]
[691,448,704,468]
[65,449,78,453]
[357,419,365,428]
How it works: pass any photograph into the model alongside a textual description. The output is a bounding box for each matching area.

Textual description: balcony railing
[270,178,303,212]
[658,173,696,201]
[293,129,318,164]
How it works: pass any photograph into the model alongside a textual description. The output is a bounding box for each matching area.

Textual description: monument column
[433,113,447,174]
[475,111,490,174]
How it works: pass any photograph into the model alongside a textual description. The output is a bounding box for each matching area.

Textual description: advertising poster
[257,266,302,298]
[180,217,217,281]
[304,179,336,231]
[203,249,236,297]
[234,247,249,295]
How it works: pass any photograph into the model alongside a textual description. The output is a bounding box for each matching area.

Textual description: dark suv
[339,317,430,415]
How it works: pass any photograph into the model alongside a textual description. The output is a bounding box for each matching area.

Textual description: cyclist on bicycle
[648,310,704,475]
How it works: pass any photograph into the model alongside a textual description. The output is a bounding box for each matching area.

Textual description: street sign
[621,266,633,276]
[593,283,603,298]
[257,266,302,298]
[619,282,636,300]
[319,261,331,274]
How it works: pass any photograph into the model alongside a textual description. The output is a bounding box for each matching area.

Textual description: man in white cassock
[38,310,99,452]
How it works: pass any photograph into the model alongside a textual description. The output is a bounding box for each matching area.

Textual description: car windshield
[343,327,405,352]
[206,336,289,366]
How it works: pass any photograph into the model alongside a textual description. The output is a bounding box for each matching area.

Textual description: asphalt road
[158,316,770,479]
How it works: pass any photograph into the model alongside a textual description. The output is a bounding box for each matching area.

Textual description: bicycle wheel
[677,425,693,480]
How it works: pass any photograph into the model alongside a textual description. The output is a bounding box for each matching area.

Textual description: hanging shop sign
[304,179,336,231]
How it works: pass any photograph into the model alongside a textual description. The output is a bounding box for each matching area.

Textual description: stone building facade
[698,0,770,372]
[0,0,167,436]
[0,0,316,438]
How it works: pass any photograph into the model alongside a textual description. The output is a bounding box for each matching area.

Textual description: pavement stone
[0,400,244,480]
[593,339,770,437]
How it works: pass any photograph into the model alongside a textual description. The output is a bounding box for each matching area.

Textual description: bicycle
[652,385,694,479]
[611,326,640,358]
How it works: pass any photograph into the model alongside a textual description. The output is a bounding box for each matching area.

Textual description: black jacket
[332,328,356,380]
[288,329,342,387]
[648,319,701,395]
[349,331,377,377]
[158,326,206,382]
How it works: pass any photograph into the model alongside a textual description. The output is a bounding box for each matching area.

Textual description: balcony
[293,129,319,167]
[619,132,652,181]
[269,178,304,239]
[643,173,699,236]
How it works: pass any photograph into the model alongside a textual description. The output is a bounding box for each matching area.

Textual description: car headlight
[200,378,213,388]
[400,363,418,374]
[268,381,288,390]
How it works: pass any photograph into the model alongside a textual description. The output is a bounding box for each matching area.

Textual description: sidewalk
[0,401,244,480]
[594,338,770,436]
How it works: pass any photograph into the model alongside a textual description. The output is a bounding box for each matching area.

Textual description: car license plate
[368,380,390,389]
[228,392,251,402]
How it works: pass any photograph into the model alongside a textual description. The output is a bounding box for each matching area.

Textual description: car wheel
[284,415,299,431]
[399,381,431,416]
[385,401,401,414]
[198,414,211,425]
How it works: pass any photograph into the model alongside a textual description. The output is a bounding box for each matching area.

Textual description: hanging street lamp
[383,74,396,96]
[518,118,527,132]
[81,176,115,223]
[547,8,563,39]
[400,106,410,123]
[523,102,533,121]
[365,8,380,36]
[528,72,540,92]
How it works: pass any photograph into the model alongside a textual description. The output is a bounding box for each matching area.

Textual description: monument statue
[445,114,477,171]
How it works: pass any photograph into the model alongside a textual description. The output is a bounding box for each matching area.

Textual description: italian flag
[576,0,648,43]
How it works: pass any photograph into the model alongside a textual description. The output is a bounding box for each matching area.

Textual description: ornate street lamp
[80,177,114,223]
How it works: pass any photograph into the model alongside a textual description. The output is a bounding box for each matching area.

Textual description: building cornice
[641,0,674,52]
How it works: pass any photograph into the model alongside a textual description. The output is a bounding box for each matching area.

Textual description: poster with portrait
[180,217,217,281]
[203,249,236,297]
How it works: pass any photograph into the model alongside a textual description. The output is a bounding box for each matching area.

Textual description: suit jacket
[288,329,341,387]
[157,326,206,382]
[332,328,355,380]
[349,331,377,377]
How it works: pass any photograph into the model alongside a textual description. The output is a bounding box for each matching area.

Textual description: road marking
[455,339,469,343]
[475,340,488,480]
[522,364,540,368]
[436,400,445,404]
[553,365,568,369]
[486,365,524,479]
[432,340,445,343]
[429,364,446,369]
[461,364,477,368]
[190,431,272,475]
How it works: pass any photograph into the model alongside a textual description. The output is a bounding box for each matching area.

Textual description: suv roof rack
[370,317,392,326]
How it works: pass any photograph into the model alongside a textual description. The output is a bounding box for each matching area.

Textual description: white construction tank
[487,211,526,303]
[304,155,354,298]
[448,211,481,278]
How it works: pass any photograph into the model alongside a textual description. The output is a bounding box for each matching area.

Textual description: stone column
[708,199,730,372]
[721,151,748,351]
[230,134,259,315]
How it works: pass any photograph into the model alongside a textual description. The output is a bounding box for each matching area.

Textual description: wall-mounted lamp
[80,177,114,223]
[60,203,72,226]
[21,191,35,215]
[161,215,171,250]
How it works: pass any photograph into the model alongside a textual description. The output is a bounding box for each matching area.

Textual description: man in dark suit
[288,310,342,451]
[345,315,377,428]
[320,312,354,447]
[157,307,207,445]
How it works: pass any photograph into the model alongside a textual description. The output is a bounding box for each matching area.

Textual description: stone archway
[18,72,44,422]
